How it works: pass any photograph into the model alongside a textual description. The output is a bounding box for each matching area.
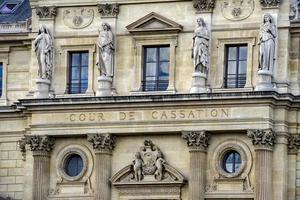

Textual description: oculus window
[68,52,88,94]
[142,46,170,91]
[224,45,247,88]
[222,150,242,174]
[64,154,84,177]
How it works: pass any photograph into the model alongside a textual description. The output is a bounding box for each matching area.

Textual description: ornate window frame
[0,47,9,105]
[214,37,256,92]
[57,44,96,97]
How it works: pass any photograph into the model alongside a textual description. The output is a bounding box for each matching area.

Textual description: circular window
[64,154,84,177]
[222,150,242,174]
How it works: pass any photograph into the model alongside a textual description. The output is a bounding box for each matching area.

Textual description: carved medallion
[221,0,254,21]
[63,8,94,29]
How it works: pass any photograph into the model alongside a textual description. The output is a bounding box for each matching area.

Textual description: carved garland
[36,6,57,19]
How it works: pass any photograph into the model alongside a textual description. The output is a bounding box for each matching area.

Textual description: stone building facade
[0,0,300,200]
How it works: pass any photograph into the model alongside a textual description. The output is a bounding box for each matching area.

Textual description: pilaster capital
[288,135,300,154]
[182,131,209,151]
[25,135,55,155]
[260,0,281,8]
[247,129,276,150]
[87,133,116,153]
[97,3,119,18]
[192,0,215,13]
[36,6,57,19]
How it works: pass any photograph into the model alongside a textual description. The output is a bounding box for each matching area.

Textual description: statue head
[135,152,141,159]
[196,17,205,27]
[101,22,111,31]
[263,13,273,24]
[38,24,46,34]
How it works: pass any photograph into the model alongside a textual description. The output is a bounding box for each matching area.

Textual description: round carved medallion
[63,8,94,29]
[221,0,254,21]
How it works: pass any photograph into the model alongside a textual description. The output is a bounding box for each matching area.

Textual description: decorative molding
[97,3,119,18]
[221,0,254,21]
[87,133,116,152]
[193,0,215,13]
[247,129,276,149]
[111,140,185,184]
[25,135,55,153]
[63,8,94,29]
[126,12,183,34]
[288,135,300,154]
[36,6,57,19]
[260,0,281,8]
[181,131,209,150]
[18,138,27,161]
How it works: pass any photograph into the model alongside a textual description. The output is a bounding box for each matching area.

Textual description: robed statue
[33,25,54,80]
[192,17,210,74]
[258,13,277,72]
[97,22,115,77]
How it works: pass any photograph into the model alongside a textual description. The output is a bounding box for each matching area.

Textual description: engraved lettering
[70,114,76,121]
[89,113,95,121]
[188,110,195,119]
[161,111,168,119]
[170,110,176,119]
[152,111,158,119]
[211,109,218,117]
[98,113,105,121]
[79,114,86,121]
[119,112,126,120]
[179,110,185,118]
[221,108,229,117]
[129,112,135,120]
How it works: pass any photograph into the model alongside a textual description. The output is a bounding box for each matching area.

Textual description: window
[64,154,84,177]
[142,46,170,91]
[224,45,247,88]
[68,52,88,94]
[222,150,242,174]
[0,63,2,97]
[0,2,19,14]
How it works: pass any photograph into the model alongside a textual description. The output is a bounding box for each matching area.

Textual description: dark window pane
[223,151,242,173]
[146,48,157,62]
[81,53,89,66]
[228,47,237,61]
[81,67,88,79]
[159,62,169,77]
[160,47,169,61]
[65,154,84,177]
[239,46,247,60]
[71,53,80,66]
[72,67,80,80]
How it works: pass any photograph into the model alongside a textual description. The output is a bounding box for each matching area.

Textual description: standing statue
[258,13,277,72]
[133,152,143,181]
[33,25,54,80]
[154,152,166,181]
[97,22,115,77]
[192,17,210,74]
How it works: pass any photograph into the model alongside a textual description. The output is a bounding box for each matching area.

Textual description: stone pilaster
[247,129,276,200]
[182,131,209,200]
[25,135,55,200]
[87,133,116,200]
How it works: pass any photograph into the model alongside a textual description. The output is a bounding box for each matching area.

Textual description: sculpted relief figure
[133,152,143,182]
[34,25,54,80]
[192,17,210,74]
[97,22,115,77]
[258,13,277,72]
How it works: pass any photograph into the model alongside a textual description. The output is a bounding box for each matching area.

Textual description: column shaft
[95,152,112,200]
[255,149,273,200]
[33,152,50,200]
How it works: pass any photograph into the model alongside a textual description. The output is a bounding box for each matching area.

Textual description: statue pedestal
[255,70,275,91]
[190,72,208,93]
[96,76,113,96]
[34,78,51,98]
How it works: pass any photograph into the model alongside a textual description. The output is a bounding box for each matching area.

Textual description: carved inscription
[68,108,230,122]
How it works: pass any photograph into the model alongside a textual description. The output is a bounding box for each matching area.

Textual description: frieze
[98,3,119,17]
[221,0,254,21]
[63,8,94,29]
[36,6,57,19]
[247,129,276,149]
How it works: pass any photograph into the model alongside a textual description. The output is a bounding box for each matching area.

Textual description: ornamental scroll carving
[260,0,281,8]
[111,140,185,184]
[247,129,276,149]
[182,131,209,150]
[25,135,55,153]
[98,3,119,17]
[193,0,215,12]
[36,6,57,19]
[87,133,116,151]
[288,135,300,154]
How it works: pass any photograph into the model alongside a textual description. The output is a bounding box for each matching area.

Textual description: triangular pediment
[126,12,183,34]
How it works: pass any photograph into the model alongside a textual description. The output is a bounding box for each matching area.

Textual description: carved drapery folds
[247,129,276,149]
[288,134,300,154]
[25,135,55,155]
[182,131,209,151]
[98,3,119,18]
[260,0,281,8]
[36,6,57,19]
[87,133,116,152]
[193,0,215,12]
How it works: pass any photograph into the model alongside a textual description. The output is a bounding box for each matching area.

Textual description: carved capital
[193,0,215,13]
[260,0,281,8]
[25,135,55,154]
[98,3,119,18]
[288,135,300,154]
[36,6,57,19]
[87,133,116,152]
[182,131,209,151]
[247,129,276,149]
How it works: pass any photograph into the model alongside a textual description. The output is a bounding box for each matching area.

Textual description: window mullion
[156,47,160,90]
[236,47,239,88]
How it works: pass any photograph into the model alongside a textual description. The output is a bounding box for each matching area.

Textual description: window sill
[55,92,95,98]
[212,87,253,93]
[130,90,176,95]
